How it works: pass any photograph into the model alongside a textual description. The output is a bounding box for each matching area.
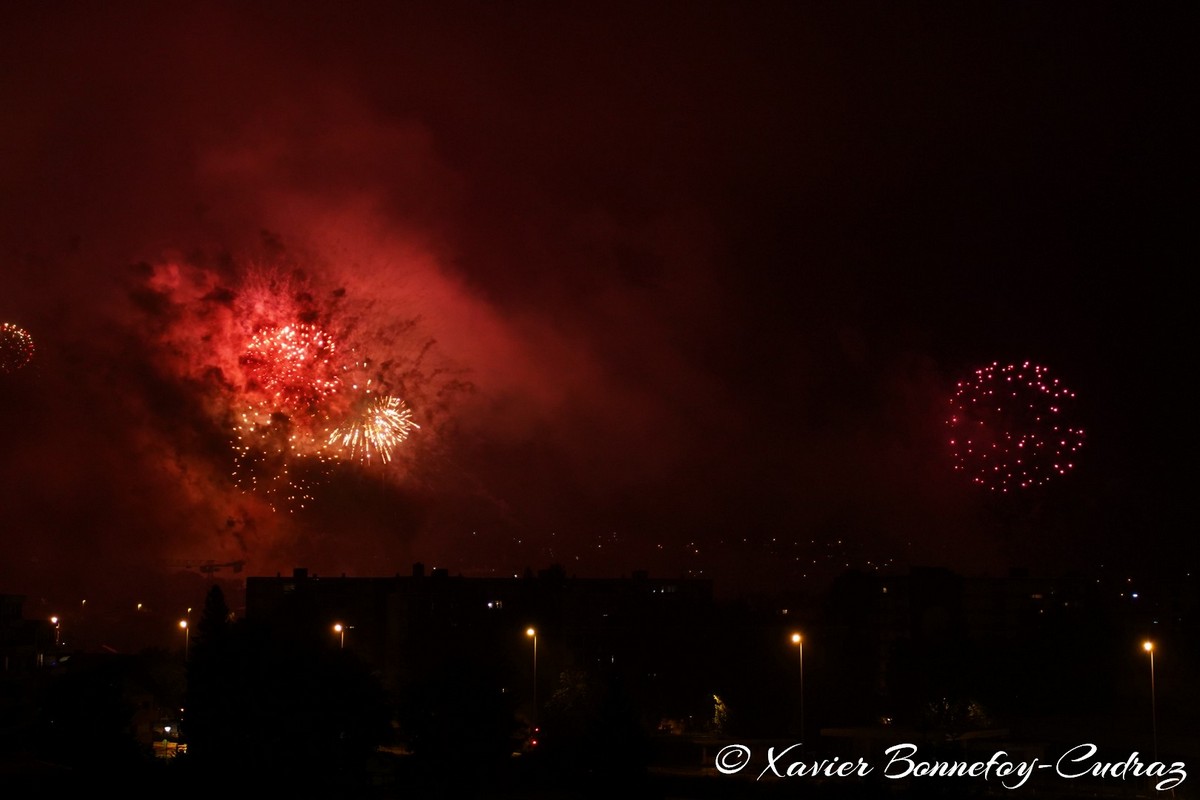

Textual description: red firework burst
[947,361,1086,492]
[240,323,340,410]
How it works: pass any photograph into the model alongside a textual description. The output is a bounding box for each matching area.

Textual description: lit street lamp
[179,620,189,660]
[50,616,61,647]
[790,632,805,746]
[334,622,354,649]
[526,627,538,726]
[1143,640,1157,761]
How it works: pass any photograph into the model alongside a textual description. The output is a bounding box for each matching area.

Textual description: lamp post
[50,616,61,647]
[526,627,538,726]
[1143,640,1157,761]
[334,623,345,648]
[790,632,805,745]
[179,620,189,660]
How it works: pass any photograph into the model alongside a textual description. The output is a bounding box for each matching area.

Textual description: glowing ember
[232,403,331,512]
[947,361,1086,492]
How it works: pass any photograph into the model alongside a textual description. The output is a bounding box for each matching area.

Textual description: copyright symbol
[715,744,752,774]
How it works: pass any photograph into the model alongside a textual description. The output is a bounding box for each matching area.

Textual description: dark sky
[0,1,1193,621]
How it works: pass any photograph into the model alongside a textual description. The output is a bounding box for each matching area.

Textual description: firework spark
[0,323,35,373]
[328,395,420,464]
[947,361,1086,492]
[231,403,332,512]
[240,323,340,411]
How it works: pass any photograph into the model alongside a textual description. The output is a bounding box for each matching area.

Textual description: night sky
[1,2,1193,621]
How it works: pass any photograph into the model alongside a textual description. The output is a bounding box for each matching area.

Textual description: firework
[0,323,35,373]
[327,395,420,464]
[947,361,1086,492]
[240,324,340,410]
[137,257,465,514]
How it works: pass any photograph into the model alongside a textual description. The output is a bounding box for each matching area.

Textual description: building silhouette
[245,564,715,710]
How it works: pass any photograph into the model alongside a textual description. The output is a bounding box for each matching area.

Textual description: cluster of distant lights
[947,361,1085,492]
[231,325,419,511]
[0,322,35,373]
[756,535,901,578]
[41,568,1181,662]
[514,529,900,583]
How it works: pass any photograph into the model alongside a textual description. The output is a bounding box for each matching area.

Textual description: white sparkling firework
[327,395,420,464]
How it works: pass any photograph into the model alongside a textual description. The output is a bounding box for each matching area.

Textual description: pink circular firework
[240,323,340,410]
[947,361,1086,492]
[0,323,35,373]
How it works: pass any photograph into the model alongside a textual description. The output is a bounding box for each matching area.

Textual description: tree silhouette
[538,663,650,788]
[180,587,390,792]
[180,584,232,765]
[394,650,519,795]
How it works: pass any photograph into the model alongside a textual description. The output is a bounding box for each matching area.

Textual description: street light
[179,620,189,660]
[50,616,61,647]
[1143,640,1157,761]
[333,622,354,649]
[790,632,805,746]
[526,627,538,726]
